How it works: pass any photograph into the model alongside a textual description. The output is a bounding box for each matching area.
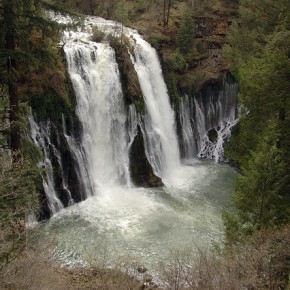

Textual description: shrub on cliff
[0,154,40,269]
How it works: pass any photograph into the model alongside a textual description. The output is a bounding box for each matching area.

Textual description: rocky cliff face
[130,126,163,188]
[29,112,86,220]
[176,73,238,161]
[192,14,233,89]
[131,0,238,91]
[110,38,144,113]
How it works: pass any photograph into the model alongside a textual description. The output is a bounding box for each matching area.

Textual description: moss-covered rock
[110,38,145,114]
[130,125,163,188]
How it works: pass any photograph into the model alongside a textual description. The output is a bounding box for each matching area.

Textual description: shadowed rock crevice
[130,125,163,188]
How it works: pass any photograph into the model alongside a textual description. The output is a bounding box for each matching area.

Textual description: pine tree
[177,12,195,54]
[223,0,290,244]
[0,0,79,154]
[114,0,129,42]
[224,121,290,244]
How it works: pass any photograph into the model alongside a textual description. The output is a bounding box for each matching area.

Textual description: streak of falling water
[64,42,131,192]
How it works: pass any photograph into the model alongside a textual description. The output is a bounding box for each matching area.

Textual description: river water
[41,160,236,271]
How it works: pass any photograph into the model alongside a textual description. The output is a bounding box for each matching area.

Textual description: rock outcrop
[130,126,163,188]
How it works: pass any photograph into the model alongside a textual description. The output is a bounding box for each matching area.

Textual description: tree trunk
[163,0,166,27]
[89,0,94,15]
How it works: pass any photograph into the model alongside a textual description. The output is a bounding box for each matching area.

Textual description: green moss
[29,70,77,126]
[163,62,202,106]
[109,38,145,114]
[29,89,72,123]
[164,71,181,106]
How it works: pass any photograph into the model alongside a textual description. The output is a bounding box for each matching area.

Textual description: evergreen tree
[0,0,79,269]
[224,121,290,244]
[0,0,79,154]
[162,0,174,26]
[177,12,195,54]
[223,0,290,243]
[114,0,129,42]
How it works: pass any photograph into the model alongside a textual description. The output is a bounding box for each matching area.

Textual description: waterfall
[196,79,238,162]
[128,31,181,182]
[64,41,131,192]
[30,14,239,217]
[179,95,196,159]
[128,104,138,149]
[51,131,74,206]
[82,16,181,183]
[61,114,93,199]
[178,77,238,162]
[29,116,64,214]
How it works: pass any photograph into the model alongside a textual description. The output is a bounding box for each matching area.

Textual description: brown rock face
[196,17,230,38]
[110,38,144,113]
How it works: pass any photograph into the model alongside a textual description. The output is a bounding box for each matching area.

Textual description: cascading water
[128,32,181,183]
[178,76,238,162]
[64,41,131,191]
[82,16,181,183]
[29,116,64,214]
[179,95,196,159]
[61,114,93,199]
[128,104,138,149]
[51,132,74,206]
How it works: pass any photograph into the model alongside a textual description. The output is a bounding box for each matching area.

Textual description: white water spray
[128,104,138,149]
[29,116,64,214]
[127,31,181,183]
[62,15,181,184]
[179,79,238,162]
[64,41,131,191]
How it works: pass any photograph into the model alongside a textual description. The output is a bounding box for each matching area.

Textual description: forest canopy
[223,0,290,244]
